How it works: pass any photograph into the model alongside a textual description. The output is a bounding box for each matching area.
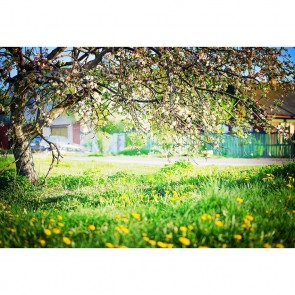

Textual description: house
[43,114,81,145]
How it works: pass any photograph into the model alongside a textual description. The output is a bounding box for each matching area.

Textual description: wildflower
[38,239,46,247]
[167,243,174,248]
[143,237,150,242]
[286,183,293,188]
[53,228,61,234]
[215,220,224,227]
[118,245,128,248]
[165,233,172,240]
[188,225,194,230]
[88,225,95,231]
[49,219,55,225]
[131,212,141,221]
[7,228,16,233]
[172,190,178,196]
[62,237,71,245]
[153,195,159,200]
[115,214,121,219]
[242,223,251,230]
[179,237,191,246]
[105,243,114,248]
[30,217,37,223]
[115,225,129,234]
[215,214,220,218]
[293,210,295,214]
[233,234,242,241]
[44,229,52,236]
[68,231,73,235]
[180,226,187,232]
[236,198,243,203]
[263,243,272,248]
[142,233,147,237]
[121,216,128,222]
[276,243,284,248]
[157,241,168,248]
[222,244,227,248]
[57,215,63,221]
[244,215,254,221]
[148,240,156,246]
[201,213,211,221]
[58,222,64,228]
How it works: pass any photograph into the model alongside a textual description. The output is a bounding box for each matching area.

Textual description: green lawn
[0,155,294,248]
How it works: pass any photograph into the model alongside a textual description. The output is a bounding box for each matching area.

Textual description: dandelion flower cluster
[115,225,129,234]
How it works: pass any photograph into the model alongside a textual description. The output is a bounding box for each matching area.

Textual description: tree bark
[12,126,38,185]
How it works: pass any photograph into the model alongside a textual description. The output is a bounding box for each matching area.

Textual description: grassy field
[0,155,294,248]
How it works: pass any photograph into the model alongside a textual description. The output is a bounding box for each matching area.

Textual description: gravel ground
[41,154,294,167]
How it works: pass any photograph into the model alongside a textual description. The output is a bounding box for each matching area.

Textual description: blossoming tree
[0,47,294,184]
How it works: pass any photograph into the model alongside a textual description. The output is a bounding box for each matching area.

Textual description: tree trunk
[12,127,38,185]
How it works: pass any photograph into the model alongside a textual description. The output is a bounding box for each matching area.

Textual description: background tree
[0,47,294,184]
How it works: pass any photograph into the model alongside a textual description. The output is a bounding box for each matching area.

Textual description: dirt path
[40,154,294,167]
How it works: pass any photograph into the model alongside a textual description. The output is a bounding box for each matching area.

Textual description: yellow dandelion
[44,229,52,236]
[148,240,156,246]
[114,214,121,219]
[179,237,191,246]
[244,215,254,221]
[180,226,187,232]
[293,210,295,214]
[215,214,221,218]
[276,243,284,248]
[167,243,174,248]
[242,224,251,230]
[233,234,242,241]
[215,220,224,227]
[121,216,128,222]
[143,237,150,242]
[105,243,114,248]
[157,241,168,248]
[58,222,64,228]
[142,233,147,237]
[30,217,37,223]
[131,212,141,221]
[172,190,178,195]
[286,184,293,188]
[201,213,208,221]
[153,195,159,199]
[222,243,227,248]
[53,228,61,234]
[49,219,55,225]
[68,231,73,235]
[62,237,71,245]
[57,215,63,221]
[263,243,272,248]
[88,225,95,231]
[188,225,194,230]
[236,198,243,203]
[38,239,46,247]
[118,245,128,248]
[115,225,129,234]
[165,233,172,240]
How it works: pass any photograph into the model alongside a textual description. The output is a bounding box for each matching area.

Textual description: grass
[0,155,294,248]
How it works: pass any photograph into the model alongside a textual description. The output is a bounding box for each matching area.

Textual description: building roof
[256,90,295,119]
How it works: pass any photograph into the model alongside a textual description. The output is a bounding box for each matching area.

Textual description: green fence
[211,132,295,158]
